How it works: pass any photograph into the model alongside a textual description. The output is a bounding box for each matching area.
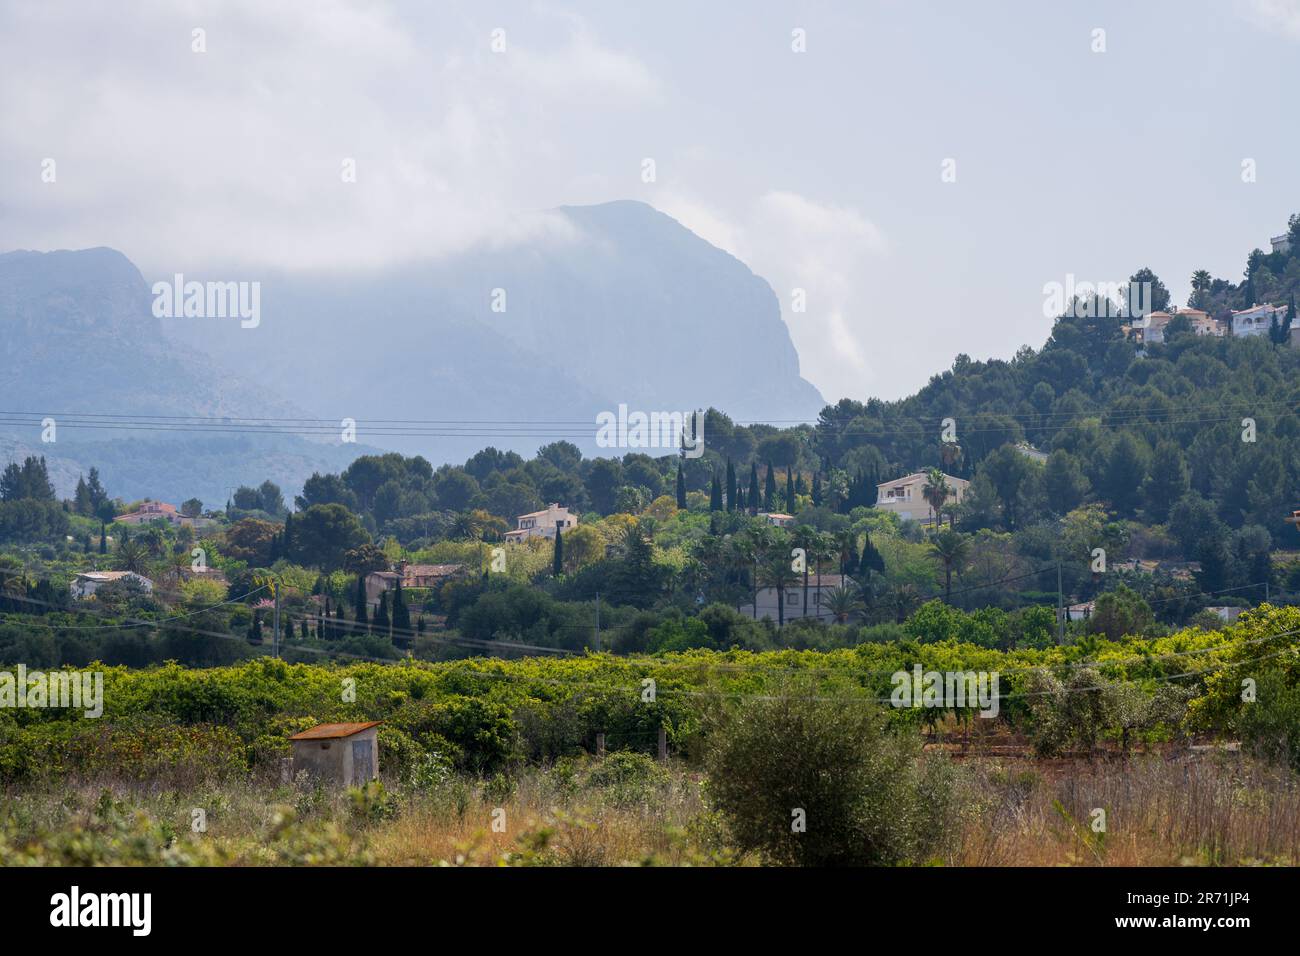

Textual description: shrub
[702,678,956,865]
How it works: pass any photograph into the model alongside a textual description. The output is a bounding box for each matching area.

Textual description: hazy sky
[4,0,1300,406]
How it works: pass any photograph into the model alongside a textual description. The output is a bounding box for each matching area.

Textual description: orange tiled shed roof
[289,721,382,741]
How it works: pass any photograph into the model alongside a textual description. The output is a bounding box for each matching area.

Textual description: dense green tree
[1142,442,1189,523]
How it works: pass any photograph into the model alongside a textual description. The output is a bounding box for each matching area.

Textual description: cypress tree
[812,474,823,508]
[375,590,390,635]
[676,462,687,509]
[747,463,760,514]
[764,462,776,511]
[354,575,368,628]
[553,525,565,576]
[282,512,294,561]
[726,459,737,512]
[99,523,107,554]
[392,578,410,632]
[300,618,309,640]
[710,470,723,511]
[283,614,293,643]
[786,466,796,513]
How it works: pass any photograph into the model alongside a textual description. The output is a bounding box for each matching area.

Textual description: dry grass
[955,754,1300,866]
[3,753,1298,866]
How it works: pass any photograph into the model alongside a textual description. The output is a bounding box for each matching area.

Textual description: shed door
[351,739,373,785]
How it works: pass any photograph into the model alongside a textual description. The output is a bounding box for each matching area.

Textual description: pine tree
[786,466,796,513]
[726,459,737,512]
[74,475,91,515]
[710,470,723,511]
[676,462,687,509]
[764,462,776,511]
[85,467,106,512]
[552,526,565,576]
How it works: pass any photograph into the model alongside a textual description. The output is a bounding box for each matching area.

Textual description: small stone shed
[289,721,381,786]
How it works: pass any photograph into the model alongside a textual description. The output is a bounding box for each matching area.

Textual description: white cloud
[1245,0,1300,38]
[0,1,657,272]
[659,190,889,403]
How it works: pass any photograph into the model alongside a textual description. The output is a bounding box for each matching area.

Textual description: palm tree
[812,531,838,621]
[823,583,865,624]
[884,582,922,623]
[790,525,819,617]
[114,535,149,575]
[450,510,484,542]
[927,529,971,604]
[921,467,950,530]
[939,441,964,475]
[761,551,801,626]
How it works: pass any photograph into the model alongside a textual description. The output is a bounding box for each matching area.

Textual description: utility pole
[1056,561,1064,645]
[594,592,600,653]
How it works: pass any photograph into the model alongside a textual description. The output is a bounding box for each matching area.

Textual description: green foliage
[703,678,956,865]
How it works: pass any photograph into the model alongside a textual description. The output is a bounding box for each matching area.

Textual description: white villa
[504,503,577,543]
[70,570,154,599]
[742,574,845,624]
[1132,309,1222,344]
[875,472,969,524]
[756,512,794,527]
[1231,303,1288,338]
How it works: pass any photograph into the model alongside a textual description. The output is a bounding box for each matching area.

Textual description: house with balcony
[504,503,577,543]
[875,472,969,525]
[1231,303,1288,338]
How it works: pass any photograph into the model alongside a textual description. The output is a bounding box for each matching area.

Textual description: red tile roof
[289,721,382,741]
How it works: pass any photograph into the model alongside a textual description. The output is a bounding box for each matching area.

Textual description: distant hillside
[162,200,825,460]
[0,248,373,503]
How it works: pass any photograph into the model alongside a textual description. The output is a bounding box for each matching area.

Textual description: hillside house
[115,500,214,529]
[1133,309,1221,344]
[364,562,467,608]
[504,503,577,543]
[741,574,845,623]
[1271,234,1292,255]
[289,722,380,787]
[1231,303,1288,338]
[875,472,969,525]
[756,512,794,527]
[70,570,154,599]
[1059,601,1095,622]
